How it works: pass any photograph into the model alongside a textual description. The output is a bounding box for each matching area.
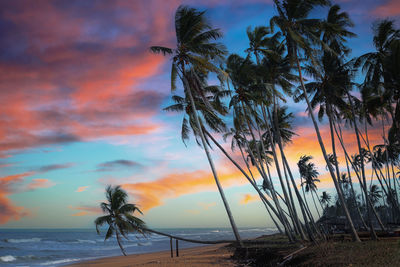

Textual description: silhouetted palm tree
[150,6,242,244]
[271,0,361,241]
[95,185,147,256]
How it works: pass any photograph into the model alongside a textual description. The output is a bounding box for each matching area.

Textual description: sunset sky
[0,0,399,229]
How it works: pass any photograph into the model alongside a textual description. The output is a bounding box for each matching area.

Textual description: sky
[0,0,399,229]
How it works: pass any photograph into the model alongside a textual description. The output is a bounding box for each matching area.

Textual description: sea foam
[5,237,42,243]
[0,255,16,262]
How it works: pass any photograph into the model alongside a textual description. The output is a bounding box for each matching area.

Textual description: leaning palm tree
[95,185,147,256]
[271,0,361,241]
[150,6,242,244]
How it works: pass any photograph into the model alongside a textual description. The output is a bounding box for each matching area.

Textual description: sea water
[0,228,277,266]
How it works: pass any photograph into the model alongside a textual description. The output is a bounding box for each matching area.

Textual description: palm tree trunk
[347,91,380,240]
[116,231,127,256]
[203,129,284,232]
[311,191,321,218]
[295,53,361,242]
[270,97,304,237]
[241,133,293,234]
[240,103,295,241]
[182,74,242,246]
[334,111,386,232]
[266,105,311,240]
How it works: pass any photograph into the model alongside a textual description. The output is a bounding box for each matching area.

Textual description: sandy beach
[67,243,235,267]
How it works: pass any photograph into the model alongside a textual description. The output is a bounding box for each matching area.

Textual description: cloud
[69,205,100,217]
[0,0,174,156]
[76,186,89,193]
[373,0,400,17]
[122,166,247,211]
[23,179,56,191]
[0,172,34,224]
[240,193,260,205]
[36,163,75,173]
[96,159,142,172]
[198,202,216,210]
[185,209,201,215]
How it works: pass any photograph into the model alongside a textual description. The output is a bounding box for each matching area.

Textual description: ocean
[0,228,277,266]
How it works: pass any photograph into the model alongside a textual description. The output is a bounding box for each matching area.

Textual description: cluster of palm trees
[150,0,400,243]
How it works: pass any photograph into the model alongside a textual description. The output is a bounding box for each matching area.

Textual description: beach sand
[67,243,235,267]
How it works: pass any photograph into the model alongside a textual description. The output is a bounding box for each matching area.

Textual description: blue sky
[0,0,399,229]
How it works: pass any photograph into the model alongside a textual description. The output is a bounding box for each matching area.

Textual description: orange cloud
[373,0,400,17]
[240,193,260,205]
[122,167,247,211]
[24,179,55,191]
[69,205,100,217]
[198,202,216,210]
[76,186,89,193]
[0,1,175,156]
[0,172,34,224]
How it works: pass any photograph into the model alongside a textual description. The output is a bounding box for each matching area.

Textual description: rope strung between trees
[142,228,281,245]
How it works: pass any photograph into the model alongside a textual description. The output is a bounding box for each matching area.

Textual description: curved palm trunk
[183,75,242,246]
[254,118,302,238]
[270,98,304,236]
[311,191,321,218]
[295,54,361,242]
[241,134,294,235]
[203,129,284,233]
[116,231,127,256]
[335,118,387,232]
[266,106,312,240]
[240,104,295,241]
[346,92,379,240]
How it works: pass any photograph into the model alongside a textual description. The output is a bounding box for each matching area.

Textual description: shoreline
[66,243,235,267]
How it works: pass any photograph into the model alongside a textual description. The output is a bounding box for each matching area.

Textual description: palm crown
[95,185,147,256]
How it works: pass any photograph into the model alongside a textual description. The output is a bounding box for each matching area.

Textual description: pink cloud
[24,179,55,191]
[69,205,101,217]
[76,186,89,193]
[0,172,34,224]
[122,166,247,211]
[373,0,400,17]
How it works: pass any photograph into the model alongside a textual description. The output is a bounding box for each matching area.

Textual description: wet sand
[67,243,235,267]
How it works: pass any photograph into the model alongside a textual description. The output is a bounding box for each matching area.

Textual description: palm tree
[320,191,332,209]
[95,185,147,256]
[369,185,383,207]
[270,0,361,241]
[150,6,242,244]
[298,155,321,218]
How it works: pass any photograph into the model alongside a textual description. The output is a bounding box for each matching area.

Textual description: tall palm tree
[271,0,361,241]
[95,185,147,256]
[150,6,242,244]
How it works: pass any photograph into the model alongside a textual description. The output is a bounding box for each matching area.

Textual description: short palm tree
[95,185,147,256]
[298,155,321,218]
[369,185,383,207]
[320,191,332,209]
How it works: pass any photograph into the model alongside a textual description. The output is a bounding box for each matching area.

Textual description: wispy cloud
[240,194,260,205]
[76,186,89,193]
[122,166,246,211]
[69,205,100,217]
[35,163,75,173]
[0,172,35,223]
[96,160,142,172]
[373,0,400,17]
